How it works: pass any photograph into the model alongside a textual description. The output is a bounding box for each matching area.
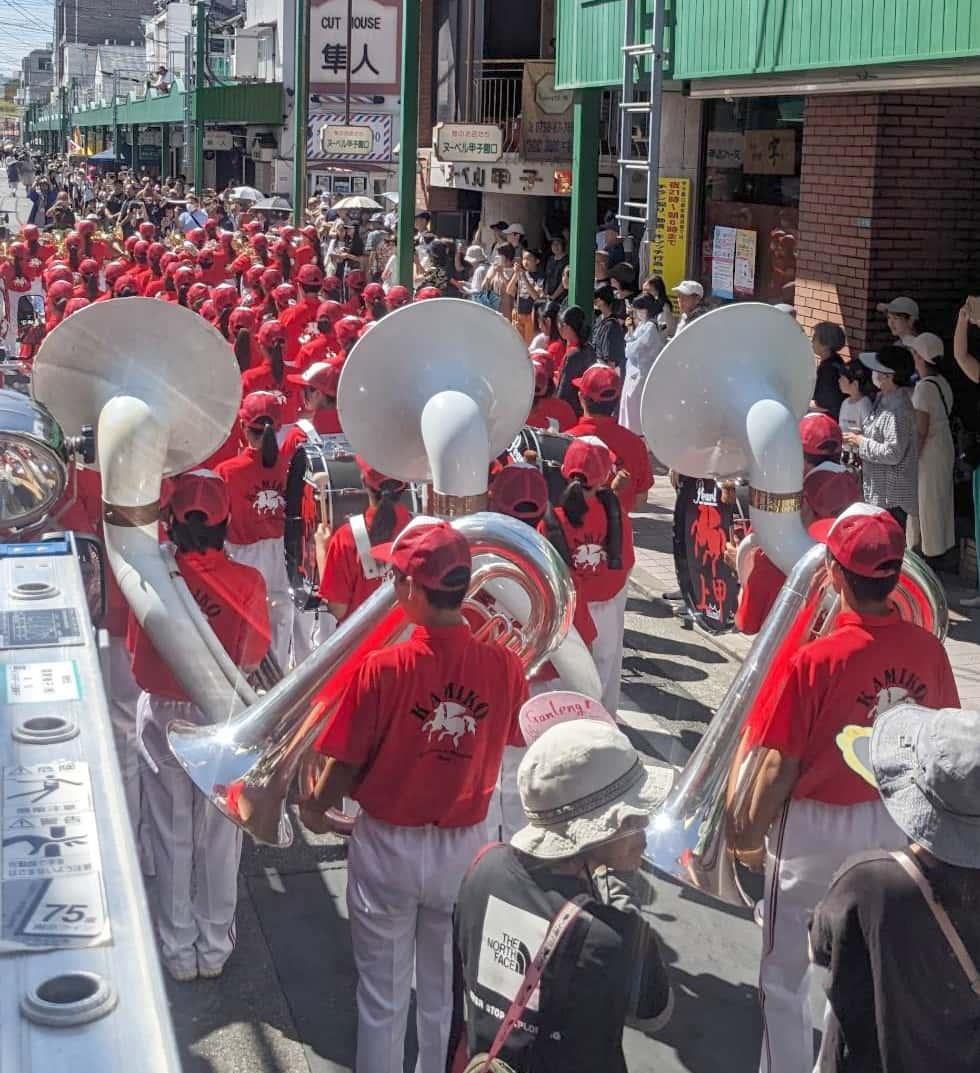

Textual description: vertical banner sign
[648,177,690,300]
[309,0,402,95]
[520,62,574,161]
[711,225,736,300]
[733,228,757,297]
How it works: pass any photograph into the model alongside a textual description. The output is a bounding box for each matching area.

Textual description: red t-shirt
[128,548,271,701]
[295,332,340,371]
[318,503,413,617]
[540,495,634,604]
[215,446,289,544]
[527,396,576,432]
[239,364,303,422]
[566,415,653,512]
[280,408,344,461]
[735,544,786,636]
[279,295,320,360]
[758,610,959,805]
[143,276,166,299]
[315,623,528,827]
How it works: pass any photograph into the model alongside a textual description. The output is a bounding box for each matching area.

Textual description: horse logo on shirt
[253,488,285,515]
[421,701,477,748]
[572,543,604,569]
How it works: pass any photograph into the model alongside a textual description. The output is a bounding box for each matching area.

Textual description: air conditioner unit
[252,146,274,161]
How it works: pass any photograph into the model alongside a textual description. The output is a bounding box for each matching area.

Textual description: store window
[698,96,802,305]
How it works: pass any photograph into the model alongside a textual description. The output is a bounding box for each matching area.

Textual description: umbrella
[228,185,263,203]
[332,195,382,211]
[380,191,399,203]
[252,196,292,212]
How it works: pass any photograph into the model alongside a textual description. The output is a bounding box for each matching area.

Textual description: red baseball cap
[239,390,284,430]
[415,286,442,301]
[561,437,613,488]
[386,285,411,308]
[287,361,340,396]
[166,468,230,525]
[803,465,862,520]
[371,520,472,590]
[489,464,549,521]
[800,413,842,459]
[356,455,406,493]
[826,505,905,578]
[572,364,621,402]
[531,355,552,397]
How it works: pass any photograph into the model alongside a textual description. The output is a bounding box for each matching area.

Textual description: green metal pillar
[568,88,601,315]
[395,0,420,287]
[291,0,309,224]
[160,125,171,179]
[194,0,207,194]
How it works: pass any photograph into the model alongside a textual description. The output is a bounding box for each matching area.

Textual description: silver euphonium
[33,298,583,847]
[639,304,948,906]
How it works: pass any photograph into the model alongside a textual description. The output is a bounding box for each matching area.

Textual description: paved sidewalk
[631,482,980,708]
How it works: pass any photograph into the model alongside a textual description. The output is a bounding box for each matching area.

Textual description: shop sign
[711,225,737,300]
[309,0,401,95]
[429,156,572,198]
[308,112,393,162]
[433,123,503,163]
[521,62,573,160]
[649,177,690,301]
[321,124,374,156]
[733,228,757,297]
[202,131,234,151]
[743,129,795,175]
[706,131,743,169]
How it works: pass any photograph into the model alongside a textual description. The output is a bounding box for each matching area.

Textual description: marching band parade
[0,93,979,1073]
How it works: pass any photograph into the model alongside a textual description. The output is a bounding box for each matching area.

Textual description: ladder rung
[616,214,648,224]
[618,102,650,112]
[622,43,656,55]
[623,201,647,210]
[617,160,650,170]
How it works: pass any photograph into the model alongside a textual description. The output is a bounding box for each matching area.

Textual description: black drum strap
[596,487,624,570]
[542,505,574,567]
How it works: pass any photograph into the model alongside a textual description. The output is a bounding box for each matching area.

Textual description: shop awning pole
[396,0,420,287]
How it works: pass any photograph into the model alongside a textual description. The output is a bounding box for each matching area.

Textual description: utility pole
[291,0,309,224]
[194,0,207,194]
[395,0,419,287]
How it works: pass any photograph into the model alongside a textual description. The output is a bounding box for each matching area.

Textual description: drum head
[509,426,572,505]
[673,477,741,634]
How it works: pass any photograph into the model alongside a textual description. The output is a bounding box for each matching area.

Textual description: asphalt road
[161,587,771,1073]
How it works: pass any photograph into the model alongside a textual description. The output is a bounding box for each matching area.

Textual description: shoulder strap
[349,513,385,579]
[297,417,318,442]
[891,851,980,995]
[480,895,592,1068]
[923,377,952,419]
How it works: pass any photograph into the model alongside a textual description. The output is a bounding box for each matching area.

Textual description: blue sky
[0,0,55,79]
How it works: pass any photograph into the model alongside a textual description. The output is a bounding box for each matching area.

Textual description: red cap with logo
[239,390,284,430]
[371,520,472,590]
[386,285,411,308]
[363,282,385,302]
[286,360,340,396]
[826,505,905,578]
[165,468,230,525]
[561,437,613,488]
[572,364,621,402]
[489,464,549,521]
[800,413,842,459]
[356,455,406,494]
[297,263,324,288]
[803,466,862,520]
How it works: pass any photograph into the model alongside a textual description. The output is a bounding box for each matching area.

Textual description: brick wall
[417,0,435,148]
[795,89,980,354]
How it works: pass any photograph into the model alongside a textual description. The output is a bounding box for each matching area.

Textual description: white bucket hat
[872,705,980,869]
[511,721,674,860]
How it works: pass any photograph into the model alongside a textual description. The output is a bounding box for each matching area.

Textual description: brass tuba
[639,303,947,907]
[33,298,582,847]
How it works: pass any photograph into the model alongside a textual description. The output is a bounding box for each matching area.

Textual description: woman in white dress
[619,293,665,433]
[907,331,955,562]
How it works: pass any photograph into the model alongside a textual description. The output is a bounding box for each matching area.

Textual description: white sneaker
[164,961,198,983]
[197,962,224,980]
[959,593,980,608]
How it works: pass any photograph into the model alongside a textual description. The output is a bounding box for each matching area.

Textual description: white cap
[673,280,704,298]
[503,222,525,236]
[910,331,944,364]
[876,296,919,319]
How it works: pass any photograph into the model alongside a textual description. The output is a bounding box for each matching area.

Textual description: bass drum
[284,433,422,610]
[508,426,573,504]
[673,477,749,634]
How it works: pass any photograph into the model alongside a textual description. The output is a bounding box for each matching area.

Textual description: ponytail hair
[370,299,387,321]
[259,421,279,468]
[68,246,80,271]
[558,478,588,527]
[177,286,189,308]
[169,510,227,552]
[85,276,99,301]
[234,330,252,372]
[269,342,285,384]
[367,480,406,543]
[218,305,233,341]
[277,251,292,281]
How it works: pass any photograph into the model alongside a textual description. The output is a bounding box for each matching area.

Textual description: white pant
[347,812,488,1073]
[291,608,317,667]
[225,537,294,673]
[588,584,629,715]
[106,634,142,833]
[759,797,904,1073]
[137,693,243,975]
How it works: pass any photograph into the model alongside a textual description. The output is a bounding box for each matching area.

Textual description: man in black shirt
[451,718,674,1073]
[810,704,980,1073]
